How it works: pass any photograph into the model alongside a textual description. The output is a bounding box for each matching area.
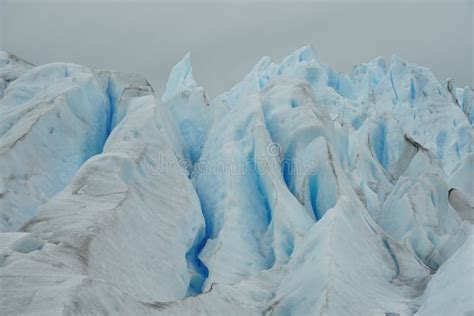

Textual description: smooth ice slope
[0,47,472,315]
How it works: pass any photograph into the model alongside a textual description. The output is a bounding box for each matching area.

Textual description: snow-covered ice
[0,47,472,315]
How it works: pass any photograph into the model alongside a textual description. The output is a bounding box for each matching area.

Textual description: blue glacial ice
[0,47,472,315]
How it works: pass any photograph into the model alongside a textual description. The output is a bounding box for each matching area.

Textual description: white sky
[1,0,473,97]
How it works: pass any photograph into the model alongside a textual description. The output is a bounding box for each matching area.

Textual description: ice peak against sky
[0,0,472,96]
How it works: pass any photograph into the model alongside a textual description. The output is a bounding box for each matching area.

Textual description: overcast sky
[0,0,472,97]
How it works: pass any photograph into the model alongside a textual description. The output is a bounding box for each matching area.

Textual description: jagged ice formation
[0,47,472,315]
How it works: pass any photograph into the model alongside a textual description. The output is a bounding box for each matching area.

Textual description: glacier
[0,47,472,315]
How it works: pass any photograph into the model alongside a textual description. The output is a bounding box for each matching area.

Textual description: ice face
[415,235,474,316]
[0,47,472,315]
[161,53,211,167]
[0,54,155,232]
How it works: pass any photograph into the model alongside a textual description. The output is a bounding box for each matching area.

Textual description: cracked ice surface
[0,47,472,315]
